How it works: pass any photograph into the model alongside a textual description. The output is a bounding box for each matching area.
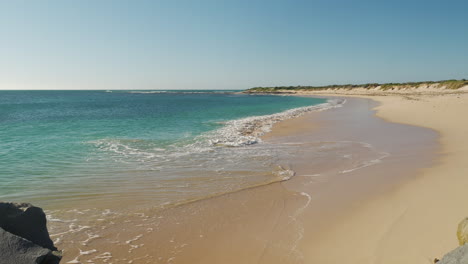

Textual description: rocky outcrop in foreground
[0,202,61,264]
[437,244,468,264]
[436,218,468,264]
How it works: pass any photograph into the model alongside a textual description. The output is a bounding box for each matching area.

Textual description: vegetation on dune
[246,79,468,92]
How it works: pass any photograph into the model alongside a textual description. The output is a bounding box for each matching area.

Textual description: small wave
[66,248,98,264]
[272,165,296,181]
[126,234,143,244]
[80,232,100,246]
[126,90,237,94]
[88,139,165,161]
[204,98,346,147]
[87,99,345,162]
[79,249,97,255]
[92,252,112,262]
[47,215,77,223]
[128,91,168,94]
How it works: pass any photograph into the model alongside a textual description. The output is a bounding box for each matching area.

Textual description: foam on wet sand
[49,93,445,263]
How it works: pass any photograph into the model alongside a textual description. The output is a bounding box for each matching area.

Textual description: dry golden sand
[287,88,468,263]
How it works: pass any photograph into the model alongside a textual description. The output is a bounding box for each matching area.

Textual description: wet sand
[54,96,440,263]
[266,97,439,263]
[296,92,468,264]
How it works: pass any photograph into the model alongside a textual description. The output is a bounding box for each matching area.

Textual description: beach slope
[297,91,468,263]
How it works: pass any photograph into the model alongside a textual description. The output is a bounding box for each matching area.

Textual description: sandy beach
[41,87,468,264]
[128,94,443,264]
[3,2,467,263]
[272,87,468,263]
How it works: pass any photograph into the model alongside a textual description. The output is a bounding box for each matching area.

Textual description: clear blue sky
[1,0,467,90]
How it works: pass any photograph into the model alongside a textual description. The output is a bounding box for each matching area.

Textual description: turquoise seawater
[0,90,327,208]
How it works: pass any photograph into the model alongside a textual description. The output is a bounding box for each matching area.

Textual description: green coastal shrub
[246,79,468,92]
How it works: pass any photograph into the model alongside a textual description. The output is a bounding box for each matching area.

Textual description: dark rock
[0,202,56,251]
[0,202,61,263]
[438,244,468,264]
[0,227,61,264]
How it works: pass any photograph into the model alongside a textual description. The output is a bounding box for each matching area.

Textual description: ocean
[0,90,334,209]
[3,90,435,264]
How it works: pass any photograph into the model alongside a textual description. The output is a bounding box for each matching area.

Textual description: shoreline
[262,95,441,263]
[44,96,351,263]
[330,93,467,263]
[50,91,452,264]
[264,90,468,263]
[39,96,338,212]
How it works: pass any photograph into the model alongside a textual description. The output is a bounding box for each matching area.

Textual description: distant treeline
[246,79,468,92]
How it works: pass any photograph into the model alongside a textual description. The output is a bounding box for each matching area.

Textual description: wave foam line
[126,91,236,94]
[207,98,346,147]
[340,151,390,174]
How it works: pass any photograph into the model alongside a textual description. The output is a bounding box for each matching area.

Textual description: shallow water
[42,97,398,264]
[2,92,437,264]
[0,90,329,209]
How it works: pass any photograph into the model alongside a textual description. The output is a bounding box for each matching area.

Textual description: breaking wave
[88,98,346,163]
[203,98,346,147]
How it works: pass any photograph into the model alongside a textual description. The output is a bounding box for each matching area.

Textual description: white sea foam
[92,252,112,262]
[78,98,348,215]
[298,192,312,213]
[126,234,143,244]
[102,209,114,216]
[79,249,97,255]
[129,91,166,93]
[301,174,327,185]
[272,165,296,181]
[204,98,345,147]
[127,91,236,94]
[89,139,161,160]
[69,224,91,233]
[47,215,77,223]
[87,98,345,164]
[80,232,100,246]
[340,151,390,174]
